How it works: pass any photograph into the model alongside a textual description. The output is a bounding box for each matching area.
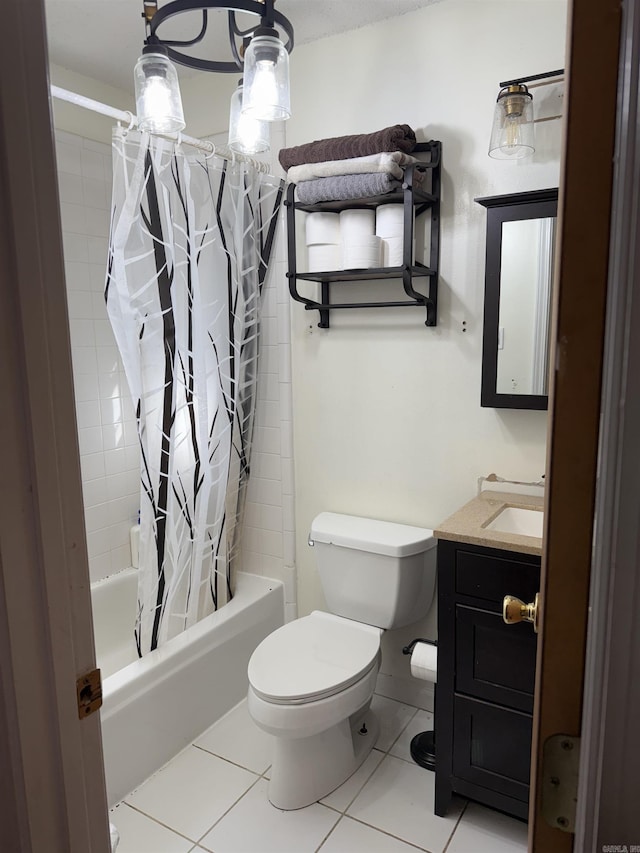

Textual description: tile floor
[110,695,529,853]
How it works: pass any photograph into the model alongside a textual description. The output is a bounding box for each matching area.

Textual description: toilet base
[268,706,379,810]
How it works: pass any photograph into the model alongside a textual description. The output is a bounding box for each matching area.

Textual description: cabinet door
[453,695,532,804]
[456,604,537,712]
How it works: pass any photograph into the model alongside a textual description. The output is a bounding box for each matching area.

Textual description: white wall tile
[89,552,112,584]
[56,142,83,176]
[65,261,92,291]
[78,426,103,456]
[68,318,94,347]
[76,399,102,429]
[82,477,107,508]
[58,172,84,206]
[67,290,94,320]
[63,232,89,263]
[57,130,140,583]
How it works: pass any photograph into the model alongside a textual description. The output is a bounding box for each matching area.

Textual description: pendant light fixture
[134,42,186,134]
[228,78,270,153]
[488,70,564,161]
[241,26,291,121]
[136,1,294,149]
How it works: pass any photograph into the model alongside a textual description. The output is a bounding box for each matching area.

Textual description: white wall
[285,0,567,699]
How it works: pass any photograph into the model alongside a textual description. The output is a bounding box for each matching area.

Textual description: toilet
[247,511,437,810]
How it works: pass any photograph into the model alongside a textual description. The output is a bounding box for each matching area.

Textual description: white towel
[287,151,424,184]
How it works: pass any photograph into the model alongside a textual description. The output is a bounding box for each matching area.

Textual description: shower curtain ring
[123,111,135,133]
[204,142,216,160]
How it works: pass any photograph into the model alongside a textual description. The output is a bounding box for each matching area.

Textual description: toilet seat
[248,611,382,705]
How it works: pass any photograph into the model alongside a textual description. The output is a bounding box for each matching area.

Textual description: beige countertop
[434,491,544,556]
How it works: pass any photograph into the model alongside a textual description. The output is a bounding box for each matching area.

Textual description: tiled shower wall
[56,130,139,584]
[56,128,296,614]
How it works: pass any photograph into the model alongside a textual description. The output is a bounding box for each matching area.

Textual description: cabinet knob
[503,592,540,632]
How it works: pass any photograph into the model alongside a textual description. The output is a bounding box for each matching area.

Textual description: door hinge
[541,734,580,833]
[76,668,102,719]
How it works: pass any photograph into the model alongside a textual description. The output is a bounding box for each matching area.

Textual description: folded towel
[287,151,424,183]
[296,172,402,205]
[279,124,417,170]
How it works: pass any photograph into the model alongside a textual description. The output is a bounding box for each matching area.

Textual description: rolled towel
[296,173,402,205]
[288,151,424,183]
[279,124,417,170]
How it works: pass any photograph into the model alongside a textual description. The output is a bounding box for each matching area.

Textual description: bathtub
[91,569,284,805]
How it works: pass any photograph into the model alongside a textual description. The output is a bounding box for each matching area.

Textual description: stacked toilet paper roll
[340,209,381,269]
[305,212,341,272]
[410,641,437,684]
[376,204,412,267]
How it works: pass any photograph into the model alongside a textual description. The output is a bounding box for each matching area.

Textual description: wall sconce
[489,69,564,160]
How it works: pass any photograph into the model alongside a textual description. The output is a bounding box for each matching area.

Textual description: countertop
[434,491,544,556]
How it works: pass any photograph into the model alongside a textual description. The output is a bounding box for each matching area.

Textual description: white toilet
[247,511,437,810]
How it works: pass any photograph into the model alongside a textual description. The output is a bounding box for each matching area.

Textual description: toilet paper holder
[402,637,437,655]
[402,637,438,773]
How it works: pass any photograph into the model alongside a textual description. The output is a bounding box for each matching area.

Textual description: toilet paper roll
[342,235,381,269]
[305,211,340,246]
[308,243,341,272]
[376,204,406,238]
[410,641,437,684]
[382,236,408,267]
[340,208,375,242]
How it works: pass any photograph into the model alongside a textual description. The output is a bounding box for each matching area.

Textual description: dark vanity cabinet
[435,538,540,821]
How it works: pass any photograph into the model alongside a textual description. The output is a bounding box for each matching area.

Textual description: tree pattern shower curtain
[106,128,282,655]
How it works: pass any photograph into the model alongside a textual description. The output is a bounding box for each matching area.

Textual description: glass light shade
[228,82,270,154]
[241,34,291,121]
[488,85,535,160]
[134,48,185,135]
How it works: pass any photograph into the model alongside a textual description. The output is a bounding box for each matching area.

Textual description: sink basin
[485,506,544,538]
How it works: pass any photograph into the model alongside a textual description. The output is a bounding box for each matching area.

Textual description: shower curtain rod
[50,85,270,172]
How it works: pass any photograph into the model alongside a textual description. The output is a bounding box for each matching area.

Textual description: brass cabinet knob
[503,592,540,632]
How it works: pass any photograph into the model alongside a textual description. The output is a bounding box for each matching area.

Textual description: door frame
[575,0,640,847]
[0,0,110,850]
[529,0,622,850]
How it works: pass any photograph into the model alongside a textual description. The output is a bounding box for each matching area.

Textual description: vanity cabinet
[285,140,441,328]
[435,538,540,821]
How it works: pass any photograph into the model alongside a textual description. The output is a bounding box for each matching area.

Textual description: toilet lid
[248,611,382,703]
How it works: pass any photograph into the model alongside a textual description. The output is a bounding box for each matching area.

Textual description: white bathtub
[91,569,284,805]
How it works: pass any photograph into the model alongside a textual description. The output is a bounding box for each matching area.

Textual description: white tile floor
[110,695,529,853]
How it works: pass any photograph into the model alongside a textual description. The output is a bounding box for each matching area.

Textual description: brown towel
[279,125,417,171]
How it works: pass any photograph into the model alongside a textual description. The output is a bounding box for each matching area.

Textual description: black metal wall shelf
[285,140,442,328]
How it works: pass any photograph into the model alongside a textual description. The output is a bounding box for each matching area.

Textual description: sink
[485,506,544,538]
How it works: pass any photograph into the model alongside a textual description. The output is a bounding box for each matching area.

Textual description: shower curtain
[106,128,282,655]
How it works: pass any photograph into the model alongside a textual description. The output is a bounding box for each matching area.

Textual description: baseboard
[375,672,435,712]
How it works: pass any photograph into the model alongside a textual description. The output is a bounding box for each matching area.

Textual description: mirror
[476,188,558,410]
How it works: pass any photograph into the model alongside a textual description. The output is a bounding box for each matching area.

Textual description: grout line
[341,814,436,852]
[191,742,267,776]
[116,802,199,846]
[194,773,263,850]
[441,799,469,853]
[314,811,344,852]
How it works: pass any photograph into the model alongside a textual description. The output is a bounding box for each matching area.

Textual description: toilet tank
[309,512,437,630]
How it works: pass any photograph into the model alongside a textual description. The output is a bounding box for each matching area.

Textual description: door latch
[76,668,102,719]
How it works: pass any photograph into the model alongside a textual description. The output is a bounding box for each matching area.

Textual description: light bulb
[134,46,185,135]
[241,30,291,122]
[228,80,269,154]
[488,84,535,160]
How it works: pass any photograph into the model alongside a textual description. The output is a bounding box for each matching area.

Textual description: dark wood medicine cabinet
[476,188,558,411]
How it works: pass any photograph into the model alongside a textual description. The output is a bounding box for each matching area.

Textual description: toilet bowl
[247,512,437,810]
[248,611,382,809]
